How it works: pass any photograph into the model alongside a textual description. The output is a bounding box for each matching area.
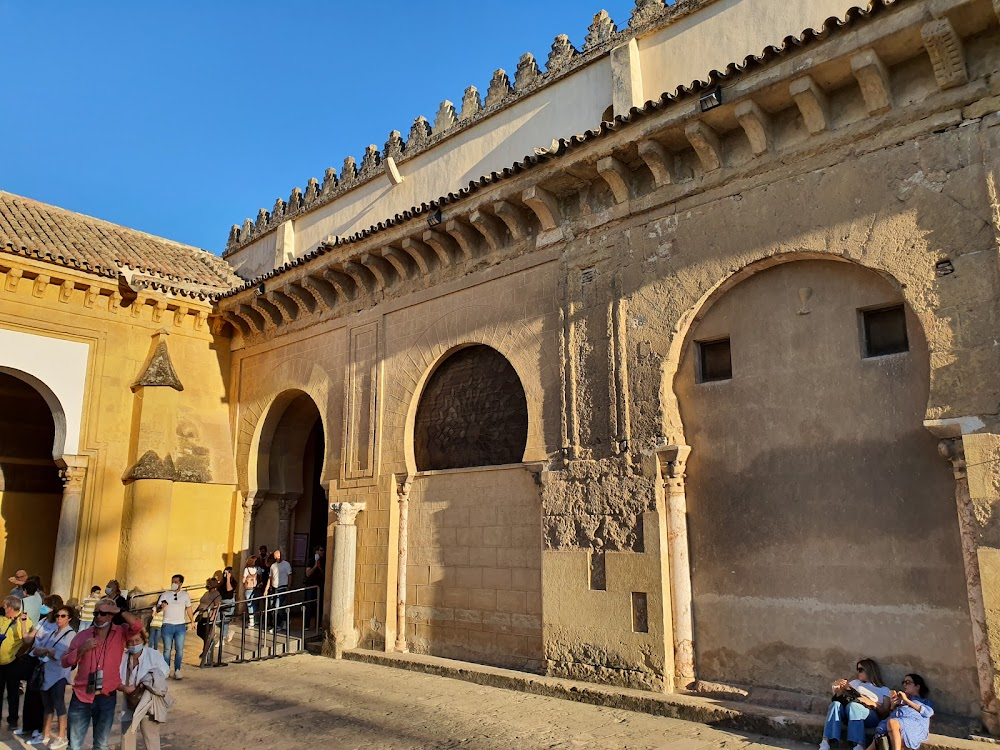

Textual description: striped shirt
[79,596,99,625]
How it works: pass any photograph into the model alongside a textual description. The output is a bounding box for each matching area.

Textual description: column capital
[60,465,87,492]
[938,437,967,481]
[277,492,302,521]
[330,501,365,526]
[396,476,412,501]
[655,444,691,483]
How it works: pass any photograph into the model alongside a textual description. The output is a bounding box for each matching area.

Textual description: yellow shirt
[150,608,164,628]
[79,596,99,626]
[0,615,32,665]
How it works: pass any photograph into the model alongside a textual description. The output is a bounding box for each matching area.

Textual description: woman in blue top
[869,674,934,750]
[27,605,75,749]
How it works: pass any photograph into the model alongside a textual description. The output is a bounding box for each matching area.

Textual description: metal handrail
[129,584,207,609]
[198,585,322,668]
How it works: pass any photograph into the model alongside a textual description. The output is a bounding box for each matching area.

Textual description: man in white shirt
[155,574,194,680]
[264,550,292,632]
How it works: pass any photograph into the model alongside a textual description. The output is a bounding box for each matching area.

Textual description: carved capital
[655,444,692,494]
[330,501,365,526]
[60,466,86,492]
[938,438,967,481]
[396,477,412,503]
[277,493,302,521]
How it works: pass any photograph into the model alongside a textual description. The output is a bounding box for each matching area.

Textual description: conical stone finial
[630,0,665,28]
[460,86,481,121]
[515,53,541,90]
[360,145,381,178]
[547,34,577,72]
[384,131,404,162]
[408,116,432,151]
[435,100,458,133]
[321,167,338,196]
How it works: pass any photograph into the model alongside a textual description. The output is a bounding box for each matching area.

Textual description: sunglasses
[55,614,70,619]
[901,679,914,685]
[95,611,113,617]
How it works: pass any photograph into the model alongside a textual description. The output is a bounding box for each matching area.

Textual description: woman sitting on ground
[867,674,934,750]
[819,659,892,750]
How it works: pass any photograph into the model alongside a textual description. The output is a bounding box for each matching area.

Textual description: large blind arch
[413,345,528,471]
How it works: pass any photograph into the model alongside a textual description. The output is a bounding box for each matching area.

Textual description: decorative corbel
[493,200,530,242]
[790,75,831,135]
[444,219,480,259]
[359,253,395,289]
[58,279,74,303]
[522,186,561,231]
[685,121,723,173]
[469,209,506,252]
[638,139,674,188]
[381,246,418,280]
[423,228,464,265]
[921,17,968,90]
[32,274,50,298]
[851,49,893,115]
[596,156,632,204]
[300,275,337,311]
[401,237,438,273]
[735,100,773,157]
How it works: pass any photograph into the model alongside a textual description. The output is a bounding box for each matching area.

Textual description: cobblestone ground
[0,652,818,750]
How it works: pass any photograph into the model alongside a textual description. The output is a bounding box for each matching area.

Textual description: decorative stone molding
[384,131,404,163]
[321,168,338,197]
[277,493,300,521]
[60,465,86,492]
[360,145,381,179]
[408,117,432,151]
[921,17,967,90]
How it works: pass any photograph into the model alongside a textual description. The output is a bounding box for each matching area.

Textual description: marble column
[50,455,88,597]
[394,478,412,653]
[276,492,301,557]
[656,444,695,688]
[935,435,1000,734]
[329,501,365,657]
[240,489,266,565]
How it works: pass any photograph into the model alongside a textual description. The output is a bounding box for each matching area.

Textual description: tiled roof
[218,0,897,299]
[0,191,241,293]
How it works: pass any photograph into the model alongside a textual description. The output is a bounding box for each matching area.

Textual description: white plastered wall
[637,0,862,103]
[0,327,89,457]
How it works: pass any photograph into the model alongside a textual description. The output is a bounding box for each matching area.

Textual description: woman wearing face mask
[118,630,170,750]
[218,567,237,644]
[105,581,128,626]
[19,596,62,744]
[26,605,75,748]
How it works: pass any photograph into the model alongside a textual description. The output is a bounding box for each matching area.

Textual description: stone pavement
[151,654,814,750]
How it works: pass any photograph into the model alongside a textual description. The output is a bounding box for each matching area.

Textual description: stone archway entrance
[250,391,326,593]
[673,258,979,717]
[0,371,63,587]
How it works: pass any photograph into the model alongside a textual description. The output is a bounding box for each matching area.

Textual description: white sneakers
[854,744,866,750]
[174,669,183,680]
[819,740,831,750]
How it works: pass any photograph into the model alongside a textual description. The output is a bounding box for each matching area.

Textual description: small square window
[863,305,908,357]
[698,338,732,382]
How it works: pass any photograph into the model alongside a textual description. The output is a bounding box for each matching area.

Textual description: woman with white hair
[117,629,170,750]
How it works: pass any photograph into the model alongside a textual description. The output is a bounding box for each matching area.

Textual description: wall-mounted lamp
[254,283,266,297]
[699,88,723,112]
[426,209,443,227]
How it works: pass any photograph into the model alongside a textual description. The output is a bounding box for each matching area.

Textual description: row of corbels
[224,0,676,254]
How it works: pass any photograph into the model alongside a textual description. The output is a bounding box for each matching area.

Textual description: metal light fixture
[699,88,723,112]
[254,283,266,297]
[426,209,443,227]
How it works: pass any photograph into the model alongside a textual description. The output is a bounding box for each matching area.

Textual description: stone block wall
[405,466,543,670]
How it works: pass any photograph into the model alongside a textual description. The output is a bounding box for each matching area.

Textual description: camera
[86,670,104,694]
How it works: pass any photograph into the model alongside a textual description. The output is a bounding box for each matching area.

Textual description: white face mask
[314,553,320,561]
[170,583,180,592]
[127,644,143,654]
[95,620,110,629]
[105,586,114,595]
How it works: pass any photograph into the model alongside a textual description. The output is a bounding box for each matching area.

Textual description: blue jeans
[68,693,116,750]
[148,626,162,652]
[160,622,187,672]
[268,587,288,630]
[824,701,879,745]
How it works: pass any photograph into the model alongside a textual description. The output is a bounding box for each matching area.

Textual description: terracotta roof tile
[0,191,241,293]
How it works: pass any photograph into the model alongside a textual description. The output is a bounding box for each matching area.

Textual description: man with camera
[61,598,141,750]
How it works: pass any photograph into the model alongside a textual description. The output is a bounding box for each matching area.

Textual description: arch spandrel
[381,304,558,475]
[236,357,334,493]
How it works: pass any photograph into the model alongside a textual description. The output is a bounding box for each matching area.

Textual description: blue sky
[3,1,639,254]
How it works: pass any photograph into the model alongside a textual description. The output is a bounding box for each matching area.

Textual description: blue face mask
[39,605,51,616]
[127,644,143,655]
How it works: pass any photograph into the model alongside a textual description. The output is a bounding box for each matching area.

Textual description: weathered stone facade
[7,0,1000,738]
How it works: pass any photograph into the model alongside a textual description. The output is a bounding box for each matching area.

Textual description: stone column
[935,435,1000,734]
[240,489,266,565]
[50,455,88,597]
[276,492,301,557]
[656,444,695,688]
[328,501,365,657]
[394,478,411,653]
